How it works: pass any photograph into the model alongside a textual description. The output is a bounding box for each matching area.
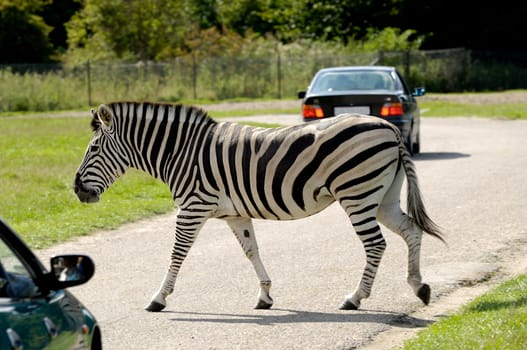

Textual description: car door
[0,238,83,350]
[394,69,418,121]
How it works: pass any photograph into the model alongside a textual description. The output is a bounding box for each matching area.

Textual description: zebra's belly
[214,188,336,221]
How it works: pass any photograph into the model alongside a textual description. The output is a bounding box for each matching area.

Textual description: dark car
[0,218,101,350]
[298,66,425,154]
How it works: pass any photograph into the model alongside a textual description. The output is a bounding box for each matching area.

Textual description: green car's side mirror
[49,254,95,289]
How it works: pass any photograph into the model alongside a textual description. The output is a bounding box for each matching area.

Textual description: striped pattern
[74,101,442,312]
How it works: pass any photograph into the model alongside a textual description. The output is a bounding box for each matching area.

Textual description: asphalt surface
[40,116,527,349]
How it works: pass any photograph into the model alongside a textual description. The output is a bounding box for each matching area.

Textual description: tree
[0,0,54,63]
[248,0,404,44]
[39,0,82,54]
[65,0,191,62]
[363,27,425,51]
[398,0,526,50]
[187,0,221,30]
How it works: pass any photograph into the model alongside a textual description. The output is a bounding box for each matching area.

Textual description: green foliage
[2,0,526,65]
[63,0,421,64]
[403,275,527,350]
[65,0,189,62]
[363,27,425,51]
[0,0,54,63]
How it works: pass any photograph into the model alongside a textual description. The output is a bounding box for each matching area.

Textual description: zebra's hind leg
[340,205,387,310]
[378,202,430,305]
[145,209,207,312]
[226,217,273,309]
[377,165,431,305]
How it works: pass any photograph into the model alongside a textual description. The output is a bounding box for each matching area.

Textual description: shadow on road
[413,152,470,161]
[168,308,433,328]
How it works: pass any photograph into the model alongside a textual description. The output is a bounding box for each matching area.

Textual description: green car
[0,218,102,349]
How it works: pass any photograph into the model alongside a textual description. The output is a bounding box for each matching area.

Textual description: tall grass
[0,69,86,112]
[0,49,481,113]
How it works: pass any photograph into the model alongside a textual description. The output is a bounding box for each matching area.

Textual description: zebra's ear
[97,104,113,127]
[90,108,100,131]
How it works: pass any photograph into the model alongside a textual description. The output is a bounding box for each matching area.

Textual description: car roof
[316,66,396,73]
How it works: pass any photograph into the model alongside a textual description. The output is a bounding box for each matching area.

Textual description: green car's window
[0,239,37,298]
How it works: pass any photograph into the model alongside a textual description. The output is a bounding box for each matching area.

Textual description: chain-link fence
[1,48,526,112]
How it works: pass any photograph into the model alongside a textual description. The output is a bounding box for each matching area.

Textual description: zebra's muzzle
[74,174,100,203]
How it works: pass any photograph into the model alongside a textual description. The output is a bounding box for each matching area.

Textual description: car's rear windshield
[311,70,400,92]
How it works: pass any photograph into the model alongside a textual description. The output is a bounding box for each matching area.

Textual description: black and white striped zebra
[74,101,444,312]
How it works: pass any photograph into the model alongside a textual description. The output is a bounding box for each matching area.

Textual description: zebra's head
[74,104,129,203]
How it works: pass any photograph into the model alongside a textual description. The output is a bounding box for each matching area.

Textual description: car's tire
[412,131,421,154]
[405,132,414,156]
[91,327,102,350]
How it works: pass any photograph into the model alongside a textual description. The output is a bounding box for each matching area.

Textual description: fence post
[86,60,92,106]
[192,53,197,100]
[277,50,282,99]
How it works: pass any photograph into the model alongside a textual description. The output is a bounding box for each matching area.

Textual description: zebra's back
[207,114,401,220]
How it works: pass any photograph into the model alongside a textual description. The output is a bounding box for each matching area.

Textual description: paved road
[40,116,527,349]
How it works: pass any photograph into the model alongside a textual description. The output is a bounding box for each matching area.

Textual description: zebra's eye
[90,145,100,153]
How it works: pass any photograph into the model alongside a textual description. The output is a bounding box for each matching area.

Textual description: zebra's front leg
[340,224,387,310]
[226,217,273,309]
[145,210,208,312]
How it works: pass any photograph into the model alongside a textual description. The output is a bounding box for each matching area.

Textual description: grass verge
[403,274,527,350]
[0,116,174,249]
[420,101,527,119]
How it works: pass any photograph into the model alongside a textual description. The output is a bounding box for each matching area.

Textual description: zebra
[73,101,444,312]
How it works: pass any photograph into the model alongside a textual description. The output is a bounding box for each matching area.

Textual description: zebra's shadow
[168,308,433,328]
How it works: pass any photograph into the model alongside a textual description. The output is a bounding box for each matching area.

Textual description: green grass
[0,116,174,249]
[403,274,527,350]
[420,101,527,119]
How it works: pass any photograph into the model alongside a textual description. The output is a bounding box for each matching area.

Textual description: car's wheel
[405,132,414,156]
[91,327,102,350]
[412,131,421,154]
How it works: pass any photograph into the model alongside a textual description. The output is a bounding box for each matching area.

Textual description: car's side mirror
[297,91,306,99]
[413,87,426,97]
[49,254,95,289]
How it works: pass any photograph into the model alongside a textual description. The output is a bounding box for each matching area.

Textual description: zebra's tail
[398,140,446,244]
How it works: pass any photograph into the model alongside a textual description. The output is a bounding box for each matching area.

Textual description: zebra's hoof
[145,301,166,312]
[339,300,359,310]
[254,299,273,309]
[417,284,431,305]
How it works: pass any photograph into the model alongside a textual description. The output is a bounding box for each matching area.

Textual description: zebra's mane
[91,101,216,131]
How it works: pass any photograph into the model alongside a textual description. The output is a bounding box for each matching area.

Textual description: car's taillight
[302,104,324,118]
[380,102,404,117]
